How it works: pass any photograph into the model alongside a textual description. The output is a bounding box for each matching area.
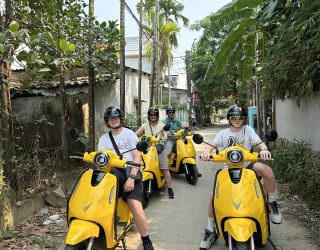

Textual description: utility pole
[149,0,158,107]
[168,58,171,106]
[154,0,159,106]
[138,0,143,126]
[185,50,192,127]
[88,0,95,151]
[120,0,125,117]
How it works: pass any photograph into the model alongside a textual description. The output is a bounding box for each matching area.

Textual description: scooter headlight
[94,152,110,168]
[227,149,243,164]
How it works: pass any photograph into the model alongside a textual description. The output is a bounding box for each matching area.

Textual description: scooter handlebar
[126,161,141,167]
[199,155,213,161]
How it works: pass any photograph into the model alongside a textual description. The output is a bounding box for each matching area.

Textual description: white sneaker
[199,229,218,250]
[269,201,283,224]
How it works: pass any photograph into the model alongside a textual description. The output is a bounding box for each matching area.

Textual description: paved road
[122,122,317,250]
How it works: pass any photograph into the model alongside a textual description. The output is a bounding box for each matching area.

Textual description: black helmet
[104,106,123,121]
[166,106,175,114]
[227,105,247,120]
[147,107,159,118]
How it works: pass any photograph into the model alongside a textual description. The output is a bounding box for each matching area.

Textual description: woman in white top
[136,107,174,198]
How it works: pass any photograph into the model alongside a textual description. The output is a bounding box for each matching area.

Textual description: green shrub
[272,139,320,211]
[124,113,141,132]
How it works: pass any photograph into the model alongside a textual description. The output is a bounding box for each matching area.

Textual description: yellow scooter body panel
[169,138,196,173]
[141,145,165,188]
[224,218,257,242]
[67,169,131,248]
[214,168,268,245]
[65,219,99,245]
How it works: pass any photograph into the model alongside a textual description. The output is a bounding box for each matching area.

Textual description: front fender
[182,158,196,165]
[224,218,256,242]
[65,219,100,245]
[142,172,153,181]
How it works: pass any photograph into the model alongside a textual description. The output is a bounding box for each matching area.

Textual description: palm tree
[120,0,125,115]
[137,0,189,105]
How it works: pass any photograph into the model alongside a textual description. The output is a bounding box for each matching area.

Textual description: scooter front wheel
[227,234,252,250]
[185,164,198,185]
[65,245,77,250]
[142,181,150,209]
[65,237,95,250]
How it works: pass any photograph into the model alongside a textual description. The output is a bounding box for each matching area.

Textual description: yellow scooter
[65,149,141,250]
[137,134,166,208]
[136,124,170,208]
[168,128,198,185]
[193,131,278,250]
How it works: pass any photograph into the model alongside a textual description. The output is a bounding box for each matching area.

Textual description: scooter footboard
[224,218,257,242]
[66,219,100,245]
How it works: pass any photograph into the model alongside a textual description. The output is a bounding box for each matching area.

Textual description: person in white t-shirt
[199,105,283,250]
[97,106,154,250]
[136,107,174,198]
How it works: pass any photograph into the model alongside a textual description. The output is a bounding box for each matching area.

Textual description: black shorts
[110,168,143,203]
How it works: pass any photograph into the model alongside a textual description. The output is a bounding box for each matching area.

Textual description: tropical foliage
[260,0,320,101]
[191,0,320,105]
[137,0,189,71]
[13,0,119,86]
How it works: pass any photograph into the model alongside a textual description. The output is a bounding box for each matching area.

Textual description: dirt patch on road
[279,182,320,248]
[0,207,67,249]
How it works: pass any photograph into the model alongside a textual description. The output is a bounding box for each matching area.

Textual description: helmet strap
[111,125,122,130]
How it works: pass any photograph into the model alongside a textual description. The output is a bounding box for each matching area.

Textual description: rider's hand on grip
[259,149,272,160]
[200,151,212,161]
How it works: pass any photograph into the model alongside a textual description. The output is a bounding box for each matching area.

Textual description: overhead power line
[119,0,163,51]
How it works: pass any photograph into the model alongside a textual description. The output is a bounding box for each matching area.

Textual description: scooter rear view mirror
[136,141,149,154]
[163,124,171,131]
[192,134,203,144]
[266,130,278,142]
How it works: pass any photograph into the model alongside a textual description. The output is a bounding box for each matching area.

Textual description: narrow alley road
[122,122,317,250]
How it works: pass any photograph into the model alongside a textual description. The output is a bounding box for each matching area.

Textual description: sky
[94,0,232,74]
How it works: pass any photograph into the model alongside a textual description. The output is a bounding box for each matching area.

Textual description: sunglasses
[108,116,120,121]
[149,114,158,117]
[230,115,245,121]
[168,112,175,115]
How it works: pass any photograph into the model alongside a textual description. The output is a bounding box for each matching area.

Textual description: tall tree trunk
[185,50,192,127]
[59,63,69,167]
[137,0,143,126]
[154,0,159,105]
[150,0,159,107]
[0,0,15,230]
[119,0,125,117]
[256,79,262,138]
[88,0,95,150]
[58,0,69,167]
[168,59,171,106]
[1,0,15,181]
[149,51,155,106]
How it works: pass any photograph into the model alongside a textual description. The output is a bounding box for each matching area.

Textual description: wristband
[129,173,137,180]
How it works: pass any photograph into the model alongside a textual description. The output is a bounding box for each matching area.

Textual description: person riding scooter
[136,107,174,198]
[199,105,283,250]
[98,106,154,250]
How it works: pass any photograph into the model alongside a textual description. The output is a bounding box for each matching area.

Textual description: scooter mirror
[266,130,278,142]
[163,124,171,131]
[136,141,149,152]
[192,134,203,144]
[69,128,80,140]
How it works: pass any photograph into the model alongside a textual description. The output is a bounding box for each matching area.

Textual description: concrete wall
[94,70,150,140]
[275,94,320,151]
